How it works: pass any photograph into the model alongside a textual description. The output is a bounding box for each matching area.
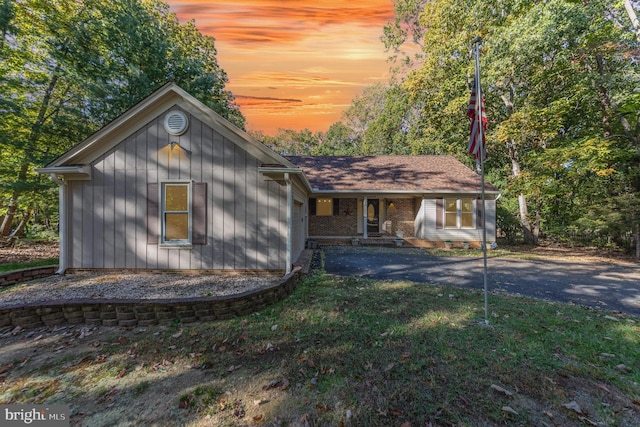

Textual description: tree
[397,0,639,252]
[0,0,242,240]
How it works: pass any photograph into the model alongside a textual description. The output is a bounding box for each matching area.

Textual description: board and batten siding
[66,109,288,271]
[415,197,496,243]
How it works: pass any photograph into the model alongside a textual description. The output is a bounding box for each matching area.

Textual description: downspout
[49,174,67,274]
[285,173,292,274]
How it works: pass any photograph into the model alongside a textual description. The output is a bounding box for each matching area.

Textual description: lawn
[0,255,639,426]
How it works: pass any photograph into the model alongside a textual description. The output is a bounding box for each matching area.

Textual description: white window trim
[444,198,476,229]
[160,181,192,247]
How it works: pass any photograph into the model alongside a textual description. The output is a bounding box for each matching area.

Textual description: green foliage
[391,0,640,251]
[0,0,243,238]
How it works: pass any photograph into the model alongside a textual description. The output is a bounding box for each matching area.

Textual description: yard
[1,246,639,426]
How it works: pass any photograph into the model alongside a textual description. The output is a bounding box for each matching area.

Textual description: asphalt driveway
[323,246,640,317]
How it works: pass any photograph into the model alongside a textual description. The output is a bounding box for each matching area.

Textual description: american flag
[467,78,487,160]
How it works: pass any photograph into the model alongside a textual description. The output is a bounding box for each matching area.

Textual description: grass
[197,273,638,426]
[1,261,639,425]
[0,258,58,273]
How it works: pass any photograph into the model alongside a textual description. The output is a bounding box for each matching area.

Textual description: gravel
[0,271,282,307]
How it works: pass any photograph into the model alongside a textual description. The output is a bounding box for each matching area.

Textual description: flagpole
[473,37,490,326]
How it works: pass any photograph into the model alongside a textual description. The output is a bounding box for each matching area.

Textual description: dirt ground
[0,241,59,264]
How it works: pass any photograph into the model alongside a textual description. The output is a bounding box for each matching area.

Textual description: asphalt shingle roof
[285,155,498,193]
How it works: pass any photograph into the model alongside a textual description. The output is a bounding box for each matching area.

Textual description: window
[444,198,475,229]
[147,182,207,246]
[310,198,340,216]
[317,198,333,216]
[162,183,191,243]
[461,199,474,228]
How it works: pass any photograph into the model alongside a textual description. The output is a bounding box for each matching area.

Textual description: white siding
[416,197,497,243]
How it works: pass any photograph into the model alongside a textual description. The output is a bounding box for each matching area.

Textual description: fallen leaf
[616,364,631,372]
[227,365,241,372]
[253,414,264,424]
[389,408,403,416]
[263,378,290,391]
[316,403,332,411]
[603,315,619,322]
[118,336,128,345]
[384,363,395,372]
[502,406,519,416]
[171,329,183,339]
[0,364,13,375]
[491,384,513,396]
[563,401,582,414]
[116,368,126,378]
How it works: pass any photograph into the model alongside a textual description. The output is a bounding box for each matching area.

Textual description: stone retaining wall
[0,265,303,330]
[0,265,58,288]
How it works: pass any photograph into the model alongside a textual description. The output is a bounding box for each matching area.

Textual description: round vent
[163,111,189,135]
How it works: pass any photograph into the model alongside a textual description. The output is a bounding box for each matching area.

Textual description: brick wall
[384,199,418,238]
[309,198,358,236]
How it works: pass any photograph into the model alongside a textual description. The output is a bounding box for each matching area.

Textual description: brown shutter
[192,182,207,245]
[476,198,483,229]
[309,198,317,216]
[435,198,443,229]
[147,183,159,244]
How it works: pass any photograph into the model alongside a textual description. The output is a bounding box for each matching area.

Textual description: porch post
[363,197,368,240]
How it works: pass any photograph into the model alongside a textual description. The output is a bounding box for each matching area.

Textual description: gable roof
[285,155,499,194]
[39,83,298,171]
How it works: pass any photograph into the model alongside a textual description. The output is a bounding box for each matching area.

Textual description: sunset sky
[165,0,397,135]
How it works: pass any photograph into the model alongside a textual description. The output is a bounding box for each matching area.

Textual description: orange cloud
[171,1,393,47]
[166,0,396,135]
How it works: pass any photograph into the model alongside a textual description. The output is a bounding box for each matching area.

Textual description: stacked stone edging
[0,265,58,288]
[0,265,303,330]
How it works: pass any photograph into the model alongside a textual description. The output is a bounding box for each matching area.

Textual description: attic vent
[163,111,189,135]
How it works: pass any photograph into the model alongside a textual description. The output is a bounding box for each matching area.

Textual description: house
[286,156,499,245]
[37,83,499,274]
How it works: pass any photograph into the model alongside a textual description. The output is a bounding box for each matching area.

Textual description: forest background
[1,0,639,257]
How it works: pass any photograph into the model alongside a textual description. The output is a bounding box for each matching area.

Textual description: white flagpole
[473,37,490,326]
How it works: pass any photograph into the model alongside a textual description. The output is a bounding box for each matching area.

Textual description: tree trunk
[508,138,534,244]
[636,223,640,259]
[0,70,59,236]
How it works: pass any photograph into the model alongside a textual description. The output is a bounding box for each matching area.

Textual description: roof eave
[35,165,92,180]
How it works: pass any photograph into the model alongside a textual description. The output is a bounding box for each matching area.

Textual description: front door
[367,199,379,233]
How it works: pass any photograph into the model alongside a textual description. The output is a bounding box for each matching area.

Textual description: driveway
[323,246,640,317]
